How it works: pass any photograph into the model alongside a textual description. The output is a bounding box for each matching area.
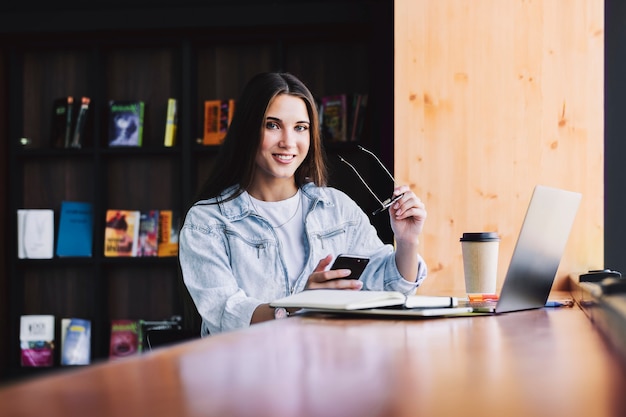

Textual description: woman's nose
[279,129,297,147]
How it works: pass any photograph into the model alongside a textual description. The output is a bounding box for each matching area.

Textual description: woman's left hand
[388,185,426,245]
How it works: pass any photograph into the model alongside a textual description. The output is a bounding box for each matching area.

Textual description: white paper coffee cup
[460,232,500,295]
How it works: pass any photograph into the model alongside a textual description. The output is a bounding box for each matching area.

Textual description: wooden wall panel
[394,0,604,293]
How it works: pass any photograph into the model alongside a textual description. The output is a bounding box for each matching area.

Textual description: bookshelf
[1,1,393,379]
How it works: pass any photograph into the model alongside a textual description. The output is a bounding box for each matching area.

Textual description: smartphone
[330,254,370,280]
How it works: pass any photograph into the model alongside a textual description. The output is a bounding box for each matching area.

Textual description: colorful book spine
[61,318,91,366]
[56,201,93,257]
[69,96,91,148]
[164,98,178,147]
[109,319,142,359]
[50,96,74,148]
[157,210,180,257]
[104,209,141,257]
[321,94,348,142]
[20,315,55,367]
[17,209,54,259]
[203,99,235,145]
[138,210,159,257]
[108,100,145,147]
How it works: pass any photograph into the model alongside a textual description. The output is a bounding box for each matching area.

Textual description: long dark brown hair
[193,72,328,205]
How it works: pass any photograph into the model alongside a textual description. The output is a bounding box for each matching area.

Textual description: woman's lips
[273,154,295,163]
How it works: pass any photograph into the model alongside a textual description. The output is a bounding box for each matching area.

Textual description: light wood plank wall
[394,0,604,293]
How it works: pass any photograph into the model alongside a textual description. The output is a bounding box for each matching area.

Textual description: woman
[179,72,427,335]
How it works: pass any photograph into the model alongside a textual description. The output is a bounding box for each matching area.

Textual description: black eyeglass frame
[338,145,404,216]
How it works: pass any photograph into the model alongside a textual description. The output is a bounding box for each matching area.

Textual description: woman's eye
[266,121,279,129]
[295,124,308,132]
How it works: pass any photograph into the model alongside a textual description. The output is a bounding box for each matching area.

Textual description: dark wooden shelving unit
[1,0,394,381]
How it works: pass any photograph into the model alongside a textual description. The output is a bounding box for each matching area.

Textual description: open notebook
[270,289,473,317]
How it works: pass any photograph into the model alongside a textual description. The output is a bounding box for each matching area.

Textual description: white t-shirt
[248,191,306,286]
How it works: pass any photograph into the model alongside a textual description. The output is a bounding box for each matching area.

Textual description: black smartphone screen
[330,255,370,280]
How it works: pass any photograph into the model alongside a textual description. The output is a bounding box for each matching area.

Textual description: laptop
[461,185,581,314]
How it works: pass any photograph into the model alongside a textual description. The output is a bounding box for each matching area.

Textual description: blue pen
[545,301,567,308]
[545,301,562,307]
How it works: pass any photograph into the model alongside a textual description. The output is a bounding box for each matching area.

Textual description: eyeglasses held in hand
[338,145,404,216]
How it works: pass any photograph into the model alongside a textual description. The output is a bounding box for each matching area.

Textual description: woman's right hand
[304,254,364,290]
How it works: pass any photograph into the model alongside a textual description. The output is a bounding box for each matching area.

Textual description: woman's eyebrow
[266,116,310,124]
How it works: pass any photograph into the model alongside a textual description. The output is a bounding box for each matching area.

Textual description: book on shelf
[61,318,91,366]
[203,99,235,145]
[20,315,55,367]
[163,98,178,147]
[271,290,461,311]
[17,209,54,259]
[348,93,368,142]
[69,96,91,148]
[104,209,141,257]
[50,96,74,148]
[109,319,143,359]
[137,210,159,257]
[320,94,348,142]
[157,210,180,257]
[56,201,93,257]
[108,100,145,147]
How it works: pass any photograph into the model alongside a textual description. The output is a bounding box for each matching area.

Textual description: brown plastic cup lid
[460,232,500,242]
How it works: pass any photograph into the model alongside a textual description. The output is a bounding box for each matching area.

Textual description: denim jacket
[179,182,427,335]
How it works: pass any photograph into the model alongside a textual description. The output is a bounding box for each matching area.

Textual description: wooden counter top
[1,305,625,417]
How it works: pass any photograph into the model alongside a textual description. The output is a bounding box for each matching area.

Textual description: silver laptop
[464,185,581,313]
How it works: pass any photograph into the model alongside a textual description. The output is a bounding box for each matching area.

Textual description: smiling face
[250,93,311,200]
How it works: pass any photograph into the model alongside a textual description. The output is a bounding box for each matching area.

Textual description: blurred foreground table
[1,301,626,417]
